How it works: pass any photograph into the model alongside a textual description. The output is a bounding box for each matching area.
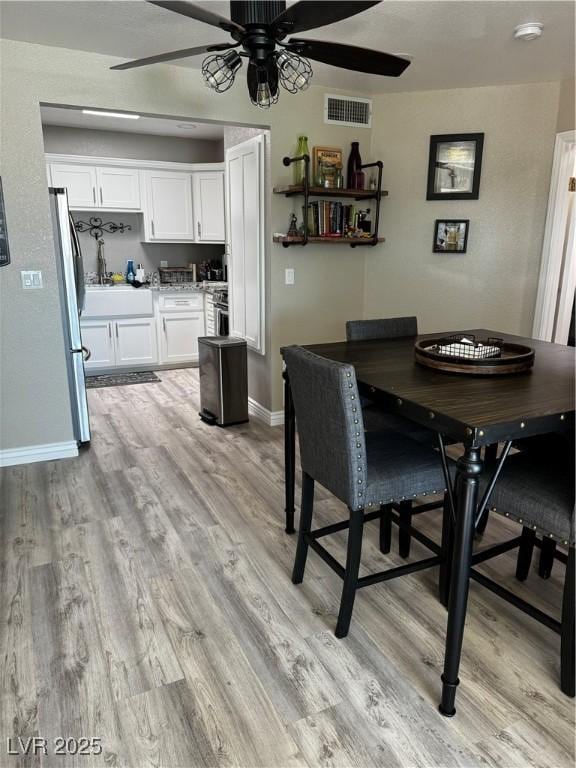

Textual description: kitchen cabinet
[96,167,140,209]
[193,172,225,242]
[143,171,195,242]
[81,320,115,370]
[159,312,205,363]
[81,317,157,371]
[115,318,158,366]
[49,162,141,210]
[49,163,98,209]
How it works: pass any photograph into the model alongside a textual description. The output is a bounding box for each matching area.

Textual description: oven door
[216,306,229,337]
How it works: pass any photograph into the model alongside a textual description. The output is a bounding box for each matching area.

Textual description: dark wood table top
[303,329,575,445]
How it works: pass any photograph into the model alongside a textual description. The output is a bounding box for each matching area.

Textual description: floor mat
[86,371,161,388]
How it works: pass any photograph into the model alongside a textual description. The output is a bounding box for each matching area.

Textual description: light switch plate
[285,268,295,285]
[21,270,43,289]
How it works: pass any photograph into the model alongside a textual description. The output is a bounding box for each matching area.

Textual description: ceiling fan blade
[147,1,245,35]
[272,1,380,37]
[286,38,410,77]
[111,42,238,71]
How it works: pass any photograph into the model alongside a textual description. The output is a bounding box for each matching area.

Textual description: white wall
[364,82,560,337]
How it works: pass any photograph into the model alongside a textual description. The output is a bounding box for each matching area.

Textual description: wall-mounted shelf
[273,185,388,201]
[275,154,386,247]
[273,235,385,247]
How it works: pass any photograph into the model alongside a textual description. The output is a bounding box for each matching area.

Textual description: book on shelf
[301,201,365,238]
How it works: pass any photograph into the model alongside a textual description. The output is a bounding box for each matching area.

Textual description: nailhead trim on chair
[491,506,571,546]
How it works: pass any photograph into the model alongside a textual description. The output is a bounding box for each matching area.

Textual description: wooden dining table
[282,328,575,715]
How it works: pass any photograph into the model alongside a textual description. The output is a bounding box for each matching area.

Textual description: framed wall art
[0,178,10,267]
[433,219,469,253]
[426,133,484,200]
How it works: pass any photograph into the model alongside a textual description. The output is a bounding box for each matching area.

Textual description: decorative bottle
[293,135,309,187]
[347,142,362,189]
[125,259,135,283]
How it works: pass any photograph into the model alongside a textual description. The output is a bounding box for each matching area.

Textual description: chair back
[283,346,366,509]
[346,316,418,342]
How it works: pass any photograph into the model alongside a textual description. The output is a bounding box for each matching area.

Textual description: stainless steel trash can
[198,337,248,426]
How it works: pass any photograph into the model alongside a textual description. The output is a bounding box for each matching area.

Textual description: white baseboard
[0,440,79,468]
[248,398,284,427]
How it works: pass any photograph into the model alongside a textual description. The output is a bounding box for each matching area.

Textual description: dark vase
[346,142,362,189]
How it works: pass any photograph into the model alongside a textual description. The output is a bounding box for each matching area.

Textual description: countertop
[85,281,227,293]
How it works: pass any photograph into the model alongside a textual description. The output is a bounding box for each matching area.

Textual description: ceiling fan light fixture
[247,60,280,110]
[201,50,242,93]
[276,50,313,93]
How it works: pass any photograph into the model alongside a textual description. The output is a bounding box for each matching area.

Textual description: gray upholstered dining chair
[346,316,446,560]
[480,446,574,696]
[283,345,451,639]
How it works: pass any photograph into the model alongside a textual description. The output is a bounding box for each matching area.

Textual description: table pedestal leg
[439,445,483,716]
[284,372,296,534]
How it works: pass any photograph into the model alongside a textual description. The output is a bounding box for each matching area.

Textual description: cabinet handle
[163,317,166,333]
[99,187,103,204]
[108,323,112,339]
[92,187,97,204]
[175,300,188,305]
[115,324,119,339]
[197,222,201,238]
[151,220,155,237]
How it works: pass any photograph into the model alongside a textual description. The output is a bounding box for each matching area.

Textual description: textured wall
[364,82,560,337]
[0,38,372,450]
[43,124,224,163]
[556,79,575,132]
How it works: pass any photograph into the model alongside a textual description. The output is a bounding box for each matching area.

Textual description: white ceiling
[40,105,226,138]
[1,1,574,94]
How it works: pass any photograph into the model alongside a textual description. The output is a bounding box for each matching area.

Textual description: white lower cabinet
[81,320,115,370]
[115,318,158,366]
[82,318,157,371]
[159,312,205,363]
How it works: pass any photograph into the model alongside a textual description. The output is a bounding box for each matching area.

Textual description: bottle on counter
[126,259,135,283]
[135,263,146,282]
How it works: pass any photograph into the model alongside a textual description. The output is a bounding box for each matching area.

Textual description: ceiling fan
[111,1,410,109]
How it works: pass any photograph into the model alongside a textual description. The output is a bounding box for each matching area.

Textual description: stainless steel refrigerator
[50,187,91,444]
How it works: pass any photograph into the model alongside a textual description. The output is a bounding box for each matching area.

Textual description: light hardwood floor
[0,368,574,767]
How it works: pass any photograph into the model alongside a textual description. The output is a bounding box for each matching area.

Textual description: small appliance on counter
[198,337,248,427]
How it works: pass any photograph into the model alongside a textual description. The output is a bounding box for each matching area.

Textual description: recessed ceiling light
[177,123,198,130]
[513,22,543,41]
[82,109,140,119]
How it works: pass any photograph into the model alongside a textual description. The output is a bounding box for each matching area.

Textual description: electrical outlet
[160,260,168,268]
[285,268,295,285]
[21,270,43,289]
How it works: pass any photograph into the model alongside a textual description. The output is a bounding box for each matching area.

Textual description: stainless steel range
[213,287,229,336]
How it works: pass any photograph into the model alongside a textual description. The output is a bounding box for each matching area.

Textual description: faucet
[96,239,111,285]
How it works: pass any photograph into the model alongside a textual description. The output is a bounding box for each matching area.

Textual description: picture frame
[312,146,343,182]
[433,219,469,253]
[0,177,10,267]
[426,133,484,200]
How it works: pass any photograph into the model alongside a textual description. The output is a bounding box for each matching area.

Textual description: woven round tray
[414,337,535,375]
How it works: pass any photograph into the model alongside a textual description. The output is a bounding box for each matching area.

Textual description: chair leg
[335,507,364,639]
[561,546,575,697]
[291,472,315,585]
[379,503,392,554]
[439,492,453,608]
[475,508,490,536]
[398,500,413,558]
[539,537,556,579]
[515,526,536,581]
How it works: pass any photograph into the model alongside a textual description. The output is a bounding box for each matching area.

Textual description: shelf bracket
[282,154,310,246]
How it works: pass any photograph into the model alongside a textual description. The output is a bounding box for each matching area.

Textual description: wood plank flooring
[0,368,574,767]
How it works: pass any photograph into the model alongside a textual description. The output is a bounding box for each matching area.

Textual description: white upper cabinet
[50,163,98,209]
[96,167,140,209]
[143,171,195,242]
[193,172,225,243]
[49,162,140,210]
